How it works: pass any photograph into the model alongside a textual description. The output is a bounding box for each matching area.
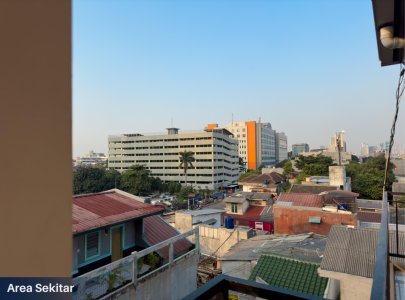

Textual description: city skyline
[73,0,405,157]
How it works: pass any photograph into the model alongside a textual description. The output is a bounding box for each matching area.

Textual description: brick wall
[274,206,357,235]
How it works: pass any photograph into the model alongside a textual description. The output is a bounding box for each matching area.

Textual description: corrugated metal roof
[320,225,405,278]
[289,184,338,194]
[276,193,323,208]
[143,215,193,260]
[357,211,382,223]
[240,172,286,184]
[72,190,163,234]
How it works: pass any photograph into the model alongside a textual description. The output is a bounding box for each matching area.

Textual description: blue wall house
[72,189,193,277]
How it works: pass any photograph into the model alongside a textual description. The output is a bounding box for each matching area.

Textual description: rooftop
[249,255,328,298]
[220,233,327,263]
[239,172,285,185]
[143,215,193,259]
[276,193,323,208]
[289,184,338,194]
[72,189,163,234]
[177,208,226,216]
[320,225,405,278]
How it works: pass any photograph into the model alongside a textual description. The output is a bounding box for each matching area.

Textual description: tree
[238,157,246,172]
[179,151,195,186]
[346,155,395,199]
[73,166,119,195]
[119,165,154,195]
[295,154,334,176]
[283,160,293,176]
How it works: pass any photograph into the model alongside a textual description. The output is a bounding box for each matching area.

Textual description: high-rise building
[360,143,370,157]
[275,132,288,163]
[108,126,239,190]
[329,131,346,152]
[292,143,310,157]
[225,120,282,169]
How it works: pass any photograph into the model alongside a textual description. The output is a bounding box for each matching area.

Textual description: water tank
[225,216,234,229]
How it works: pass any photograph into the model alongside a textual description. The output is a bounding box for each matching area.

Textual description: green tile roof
[249,254,328,297]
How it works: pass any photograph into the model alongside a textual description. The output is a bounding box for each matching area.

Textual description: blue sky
[73,0,404,157]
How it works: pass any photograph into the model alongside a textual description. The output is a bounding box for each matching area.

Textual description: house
[174,209,225,232]
[238,172,286,194]
[274,191,358,235]
[72,189,193,277]
[319,225,405,300]
[224,192,274,233]
[218,234,337,299]
[249,255,335,299]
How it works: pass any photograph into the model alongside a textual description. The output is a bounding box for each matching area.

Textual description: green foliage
[176,186,194,201]
[282,182,292,192]
[146,252,160,270]
[119,165,155,195]
[275,159,289,168]
[179,151,195,185]
[239,169,261,181]
[295,155,333,176]
[346,155,395,199]
[163,181,182,194]
[296,172,309,184]
[283,160,293,175]
[101,266,127,292]
[73,166,120,195]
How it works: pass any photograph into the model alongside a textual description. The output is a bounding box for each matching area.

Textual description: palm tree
[179,151,195,186]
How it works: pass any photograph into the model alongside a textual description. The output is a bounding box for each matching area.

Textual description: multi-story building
[108,126,239,190]
[360,143,370,157]
[329,131,346,152]
[275,132,288,163]
[75,150,108,166]
[225,120,283,170]
[292,143,310,157]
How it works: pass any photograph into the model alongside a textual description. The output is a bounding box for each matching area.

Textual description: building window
[85,231,100,260]
[231,203,238,213]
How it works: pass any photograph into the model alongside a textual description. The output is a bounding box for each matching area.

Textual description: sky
[73,0,405,158]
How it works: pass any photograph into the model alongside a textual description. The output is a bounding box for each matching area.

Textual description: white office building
[108,127,239,190]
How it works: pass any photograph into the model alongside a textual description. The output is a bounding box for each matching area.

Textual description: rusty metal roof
[276,193,323,208]
[239,172,285,184]
[72,190,163,234]
[143,215,193,259]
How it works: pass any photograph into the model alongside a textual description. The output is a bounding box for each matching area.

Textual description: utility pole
[336,134,342,166]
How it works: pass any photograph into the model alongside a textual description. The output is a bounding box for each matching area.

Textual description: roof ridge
[73,190,115,198]
[260,253,321,266]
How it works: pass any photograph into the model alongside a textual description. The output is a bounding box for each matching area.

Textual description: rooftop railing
[370,191,405,300]
[72,227,199,300]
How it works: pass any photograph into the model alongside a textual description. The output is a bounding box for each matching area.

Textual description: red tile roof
[73,190,163,234]
[357,211,382,223]
[277,193,323,208]
[143,215,193,259]
[224,206,266,223]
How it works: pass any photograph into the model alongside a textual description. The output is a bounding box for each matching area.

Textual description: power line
[383,63,405,191]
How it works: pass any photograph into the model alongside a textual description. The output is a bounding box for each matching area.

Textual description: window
[85,231,100,260]
[231,203,238,213]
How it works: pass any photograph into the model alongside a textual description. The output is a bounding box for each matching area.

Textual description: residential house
[238,172,286,194]
[174,209,225,232]
[72,189,193,277]
[218,234,338,299]
[224,192,274,233]
[319,225,405,300]
[274,191,358,235]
